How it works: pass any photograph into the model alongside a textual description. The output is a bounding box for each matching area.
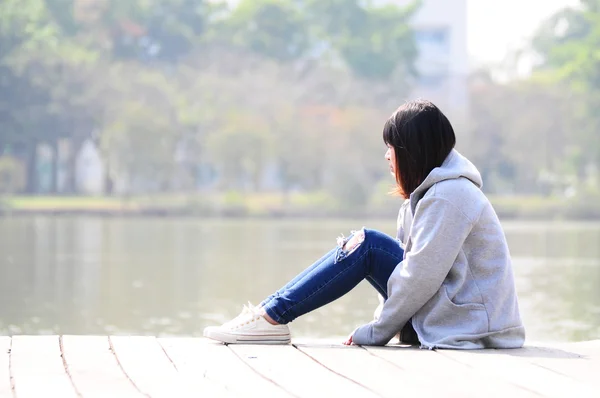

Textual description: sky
[468,0,580,66]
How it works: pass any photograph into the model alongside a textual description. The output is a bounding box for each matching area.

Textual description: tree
[0,0,418,202]
[465,70,580,194]
[0,0,58,60]
[98,0,225,61]
[102,103,179,193]
[205,111,272,191]
[0,0,58,191]
[93,62,184,194]
[218,0,311,62]
[532,0,600,176]
[305,0,420,80]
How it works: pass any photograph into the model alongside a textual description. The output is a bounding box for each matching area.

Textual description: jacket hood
[409,149,483,213]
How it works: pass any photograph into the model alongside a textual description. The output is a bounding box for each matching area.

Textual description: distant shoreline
[1,194,599,220]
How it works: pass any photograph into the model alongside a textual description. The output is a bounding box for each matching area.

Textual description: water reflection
[0,216,598,342]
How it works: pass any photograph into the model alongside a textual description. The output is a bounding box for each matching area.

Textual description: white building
[75,139,106,195]
[384,0,470,126]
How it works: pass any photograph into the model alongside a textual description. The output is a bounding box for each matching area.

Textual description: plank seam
[292,344,383,398]
[226,344,300,398]
[360,346,409,371]
[59,335,83,398]
[530,361,576,378]
[8,337,15,398]
[524,357,596,387]
[108,336,150,398]
[156,339,178,372]
[435,350,543,397]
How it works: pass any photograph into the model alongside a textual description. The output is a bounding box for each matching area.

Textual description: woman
[203,99,525,349]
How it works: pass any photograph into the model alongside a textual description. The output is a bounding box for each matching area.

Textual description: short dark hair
[383,99,456,199]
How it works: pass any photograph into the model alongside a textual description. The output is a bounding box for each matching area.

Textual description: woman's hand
[343,334,354,346]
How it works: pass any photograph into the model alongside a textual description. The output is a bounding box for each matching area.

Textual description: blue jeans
[260,228,405,325]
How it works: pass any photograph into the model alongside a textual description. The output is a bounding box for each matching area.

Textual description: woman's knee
[334,227,366,263]
[363,228,404,259]
[363,228,399,244]
[334,227,398,263]
[340,228,365,252]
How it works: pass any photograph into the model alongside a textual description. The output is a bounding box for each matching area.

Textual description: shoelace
[233,305,263,330]
[225,302,261,329]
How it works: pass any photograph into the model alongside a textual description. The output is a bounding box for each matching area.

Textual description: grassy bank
[1,193,599,220]
[0,192,341,218]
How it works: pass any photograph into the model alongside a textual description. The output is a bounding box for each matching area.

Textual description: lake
[0,216,598,343]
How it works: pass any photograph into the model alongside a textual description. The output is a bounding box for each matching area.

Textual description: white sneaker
[203,304,291,344]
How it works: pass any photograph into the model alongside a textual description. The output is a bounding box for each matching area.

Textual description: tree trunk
[104,161,113,195]
[49,140,59,194]
[64,139,81,194]
[25,142,38,194]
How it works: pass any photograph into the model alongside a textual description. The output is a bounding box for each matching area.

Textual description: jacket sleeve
[352,196,475,346]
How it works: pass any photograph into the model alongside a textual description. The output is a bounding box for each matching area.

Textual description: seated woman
[203,99,526,349]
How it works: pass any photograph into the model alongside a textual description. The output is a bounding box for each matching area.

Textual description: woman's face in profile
[385,144,396,176]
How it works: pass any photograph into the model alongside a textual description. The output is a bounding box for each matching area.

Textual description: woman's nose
[385,149,390,160]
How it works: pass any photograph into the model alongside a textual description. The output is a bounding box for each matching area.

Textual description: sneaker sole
[204,329,291,345]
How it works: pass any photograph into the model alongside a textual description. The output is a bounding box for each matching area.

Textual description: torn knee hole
[338,229,365,253]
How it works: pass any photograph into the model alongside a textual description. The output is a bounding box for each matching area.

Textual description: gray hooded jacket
[352,149,525,348]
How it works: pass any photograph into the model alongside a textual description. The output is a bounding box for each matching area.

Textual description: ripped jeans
[260,228,405,326]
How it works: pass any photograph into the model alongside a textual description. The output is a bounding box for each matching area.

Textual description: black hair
[383,99,456,198]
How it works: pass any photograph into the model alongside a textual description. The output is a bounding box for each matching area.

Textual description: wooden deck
[1,336,598,398]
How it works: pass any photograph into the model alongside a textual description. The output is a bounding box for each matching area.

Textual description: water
[0,216,598,343]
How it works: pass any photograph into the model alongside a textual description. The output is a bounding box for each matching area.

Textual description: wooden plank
[10,336,76,398]
[554,340,600,359]
[495,345,600,389]
[61,335,143,398]
[3,336,598,398]
[229,342,377,398]
[438,348,595,398]
[110,336,204,398]
[295,341,450,397]
[0,337,11,398]
[159,338,286,398]
[365,345,535,398]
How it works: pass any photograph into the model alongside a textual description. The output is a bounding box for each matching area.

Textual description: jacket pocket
[443,287,486,311]
[418,288,489,336]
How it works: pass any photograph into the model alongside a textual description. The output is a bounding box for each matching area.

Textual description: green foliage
[101,102,179,192]
[465,70,585,194]
[0,0,59,60]
[44,0,79,36]
[459,0,600,196]
[8,0,597,219]
[221,0,310,62]
[206,112,272,191]
[305,0,419,79]
[334,2,419,79]
[532,0,600,165]
[0,156,26,193]
[108,0,219,60]
[0,0,57,146]
[207,0,419,78]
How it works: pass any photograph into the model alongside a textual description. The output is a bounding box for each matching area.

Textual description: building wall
[384,0,470,127]
[75,140,106,195]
